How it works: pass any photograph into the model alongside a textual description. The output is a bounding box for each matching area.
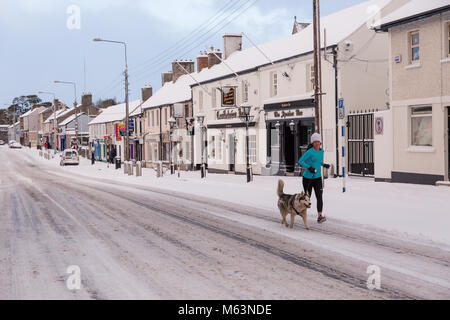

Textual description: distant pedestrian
[109,147,117,168]
[91,146,95,165]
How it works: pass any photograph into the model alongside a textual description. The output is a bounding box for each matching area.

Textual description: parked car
[0,140,5,145]
[9,141,22,149]
[60,149,80,166]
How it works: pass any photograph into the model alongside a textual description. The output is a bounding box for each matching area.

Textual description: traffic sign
[338,99,345,120]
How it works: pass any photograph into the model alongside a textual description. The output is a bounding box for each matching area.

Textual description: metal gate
[348,113,374,176]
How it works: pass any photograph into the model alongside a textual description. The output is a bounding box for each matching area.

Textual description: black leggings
[302,177,323,213]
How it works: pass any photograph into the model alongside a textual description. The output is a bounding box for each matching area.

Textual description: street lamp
[196,113,206,179]
[93,37,130,165]
[239,103,254,183]
[38,91,57,153]
[54,80,78,147]
[168,117,176,175]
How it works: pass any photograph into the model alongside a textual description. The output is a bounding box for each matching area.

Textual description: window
[242,81,249,103]
[411,106,432,146]
[216,137,222,160]
[156,109,159,126]
[308,64,315,92]
[249,135,256,164]
[447,23,450,57]
[410,31,420,63]
[210,136,216,159]
[151,110,154,127]
[147,111,150,126]
[211,88,216,108]
[199,91,204,111]
[270,72,278,97]
[164,108,167,125]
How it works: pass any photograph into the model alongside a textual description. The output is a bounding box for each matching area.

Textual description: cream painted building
[376,0,450,184]
[191,0,402,177]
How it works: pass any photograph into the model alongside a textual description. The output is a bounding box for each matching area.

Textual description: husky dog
[277,180,311,229]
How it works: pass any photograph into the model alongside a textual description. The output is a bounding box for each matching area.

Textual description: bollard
[124,161,128,175]
[136,161,142,177]
[128,162,133,176]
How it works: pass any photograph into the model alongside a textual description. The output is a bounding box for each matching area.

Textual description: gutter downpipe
[334,47,340,177]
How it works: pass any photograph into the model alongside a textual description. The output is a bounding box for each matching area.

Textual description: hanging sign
[221,86,236,107]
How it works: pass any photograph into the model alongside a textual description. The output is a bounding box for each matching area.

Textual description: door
[228,133,235,172]
[348,113,374,176]
[284,125,295,173]
[448,107,450,177]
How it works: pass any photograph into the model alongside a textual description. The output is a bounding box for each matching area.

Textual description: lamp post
[38,91,57,153]
[93,38,129,164]
[54,81,78,147]
[196,113,206,179]
[239,104,254,183]
[168,117,176,175]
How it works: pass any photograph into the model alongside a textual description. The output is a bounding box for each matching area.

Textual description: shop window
[410,31,420,63]
[210,136,216,159]
[411,106,432,146]
[249,135,257,164]
[216,137,222,161]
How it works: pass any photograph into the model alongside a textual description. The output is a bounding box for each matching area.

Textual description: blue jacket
[298,147,324,179]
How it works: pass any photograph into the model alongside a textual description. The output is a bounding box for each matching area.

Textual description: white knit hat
[311,133,322,144]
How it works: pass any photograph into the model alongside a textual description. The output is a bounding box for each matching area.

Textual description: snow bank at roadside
[19,147,450,246]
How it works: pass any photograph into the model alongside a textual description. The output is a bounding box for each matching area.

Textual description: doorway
[228,133,235,172]
[447,107,450,179]
[284,125,295,173]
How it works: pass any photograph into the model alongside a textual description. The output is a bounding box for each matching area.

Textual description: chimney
[81,93,93,107]
[197,51,209,72]
[223,34,242,60]
[141,85,153,102]
[172,60,195,83]
[161,72,173,86]
[292,16,310,35]
[208,47,222,68]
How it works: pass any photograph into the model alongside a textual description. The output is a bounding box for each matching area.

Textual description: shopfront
[264,98,315,176]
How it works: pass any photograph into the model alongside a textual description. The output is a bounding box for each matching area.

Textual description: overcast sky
[0,0,367,108]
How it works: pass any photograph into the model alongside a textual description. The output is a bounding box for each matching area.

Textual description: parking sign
[338,99,345,120]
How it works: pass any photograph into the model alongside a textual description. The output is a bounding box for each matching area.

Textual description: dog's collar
[289,197,302,216]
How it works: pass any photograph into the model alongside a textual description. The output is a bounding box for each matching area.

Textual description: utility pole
[312,0,323,134]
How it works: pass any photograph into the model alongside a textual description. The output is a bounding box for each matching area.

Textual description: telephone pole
[313,0,323,134]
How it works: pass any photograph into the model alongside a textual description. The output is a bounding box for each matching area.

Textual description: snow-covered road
[0,146,449,299]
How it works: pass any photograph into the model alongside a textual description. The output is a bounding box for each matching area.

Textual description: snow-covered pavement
[1,146,449,299]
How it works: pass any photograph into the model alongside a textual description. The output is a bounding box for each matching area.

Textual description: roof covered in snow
[88,100,143,125]
[376,0,450,30]
[44,108,73,124]
[59,112,87,126]
[142,74,195,110]
[190,0,391,86]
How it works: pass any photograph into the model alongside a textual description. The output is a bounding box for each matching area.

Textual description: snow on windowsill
[406,146,435,153]
[404,63,421,70]
[440,57,450,64]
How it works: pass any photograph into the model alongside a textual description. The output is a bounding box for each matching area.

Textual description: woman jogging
[298,133,330,224]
